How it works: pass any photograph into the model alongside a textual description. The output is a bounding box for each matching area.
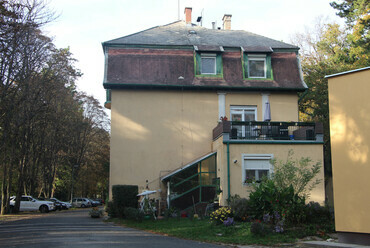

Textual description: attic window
[248,55,266,78]
[201,54,216,74]
[188,30,197,34]
[243,53,272,80]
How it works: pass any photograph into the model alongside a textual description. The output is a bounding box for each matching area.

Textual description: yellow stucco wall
[328,68,370,234]
[225,92,298,121]
[269,93,299,121]
[110,90,300,199]
[110,90,218,197]
[213,141,325,206]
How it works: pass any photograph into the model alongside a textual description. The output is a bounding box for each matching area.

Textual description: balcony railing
[213,121,323,141]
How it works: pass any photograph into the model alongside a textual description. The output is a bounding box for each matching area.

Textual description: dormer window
[242,47,273,80]
[248,55,266,78]
[194,46,224,78]
[201,54,216,74]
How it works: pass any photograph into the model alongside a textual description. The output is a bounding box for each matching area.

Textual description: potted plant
[89,207,103,218]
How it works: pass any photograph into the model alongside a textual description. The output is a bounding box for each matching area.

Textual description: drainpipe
[167,181,170,209]
[226,142,231,203]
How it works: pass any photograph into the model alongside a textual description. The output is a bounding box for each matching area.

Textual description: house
[102,8,325,211]
[327,67,370,245]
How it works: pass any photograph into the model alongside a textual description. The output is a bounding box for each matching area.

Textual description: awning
[161,152,217,182]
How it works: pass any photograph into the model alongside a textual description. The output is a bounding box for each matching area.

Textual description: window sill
[244,77,273,81]
[196,74,223,78]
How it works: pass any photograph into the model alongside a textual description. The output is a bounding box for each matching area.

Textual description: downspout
[226,142,231,203]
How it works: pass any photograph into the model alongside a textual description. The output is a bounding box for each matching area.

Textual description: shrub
[271,150,322,198]
[106,201,117,217]
[223,217,235,227]
[250,220,271,236]
[210,207,233,225]
[248,179,306,226]
[112,185,139,218]
[164,207,179,219]
[305,201,334,224]
[228,195,250,221]
[124,207,144,221]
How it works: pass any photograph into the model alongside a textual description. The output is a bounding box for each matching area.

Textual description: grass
[108,217,327,246]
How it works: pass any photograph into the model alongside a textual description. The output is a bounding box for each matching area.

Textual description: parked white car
[72,198,91,208]
[10,196,55,213]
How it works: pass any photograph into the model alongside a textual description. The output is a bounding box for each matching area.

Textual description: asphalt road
[0,208,227,248]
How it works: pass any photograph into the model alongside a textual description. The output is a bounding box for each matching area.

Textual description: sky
[43,0,343,112]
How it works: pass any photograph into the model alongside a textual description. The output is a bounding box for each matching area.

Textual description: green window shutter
[243,54,249,78]
[194,52,201,75]
[216,53,223,75]
[266,54,272,79]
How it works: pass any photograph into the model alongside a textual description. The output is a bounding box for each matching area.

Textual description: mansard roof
[103,21,298,50]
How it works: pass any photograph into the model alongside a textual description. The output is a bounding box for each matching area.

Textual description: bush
[305,201,334,224]
[272,150,322,198]
[124,207,144,221]
[163,207,180,219]
[228,195,250,221]
[248,179,306,226]
[250,220,271,236]
[112,185,139,218]
[210,207,233,225]
[106,201,117,217]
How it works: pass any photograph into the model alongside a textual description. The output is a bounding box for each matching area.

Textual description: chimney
[222,14,232,30]
[184,7,192,25]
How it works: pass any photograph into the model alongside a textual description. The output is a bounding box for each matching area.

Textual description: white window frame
[248,54,266,78]
[230,106,257,122]
[230,106,257,138]
[242,154,273,185]
[201,53,217,75]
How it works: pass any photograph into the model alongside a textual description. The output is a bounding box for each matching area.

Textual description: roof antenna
[196,9,204,26]
[178,0,180,20]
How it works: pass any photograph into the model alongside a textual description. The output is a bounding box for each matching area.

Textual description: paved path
[0,209,227,248]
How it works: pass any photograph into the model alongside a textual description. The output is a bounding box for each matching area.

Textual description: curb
[299,241,370,248]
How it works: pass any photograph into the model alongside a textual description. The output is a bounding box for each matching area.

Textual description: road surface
[0,208,227,248]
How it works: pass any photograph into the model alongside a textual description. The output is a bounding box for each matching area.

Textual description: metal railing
[229,121,317,141]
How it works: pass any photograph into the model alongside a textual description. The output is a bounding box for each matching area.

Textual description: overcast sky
[43,0,343,111]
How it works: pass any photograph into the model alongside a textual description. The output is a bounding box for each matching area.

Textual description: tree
[0,1,109,214]
[330,0,370,58]
[291,2,370,204]
[0,0,55,214]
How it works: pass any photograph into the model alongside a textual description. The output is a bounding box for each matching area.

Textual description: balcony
[213,121,323,142]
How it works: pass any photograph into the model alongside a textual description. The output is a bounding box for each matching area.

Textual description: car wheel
[39,205,49,213]
[81,204,86,208]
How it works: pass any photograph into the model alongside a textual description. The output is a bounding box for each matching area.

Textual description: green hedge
[111,185,139,218]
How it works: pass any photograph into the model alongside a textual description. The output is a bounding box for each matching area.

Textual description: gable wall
[329,69,370,234]
[110,89,299,198]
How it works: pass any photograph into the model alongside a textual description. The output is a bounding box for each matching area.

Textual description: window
[243,53,272,79]
[194,51,223,77]
[201,54,216,74]
[243,154,273,184]
[230,106,256,122]
[248,56,266,78]
[230,106,257,138]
